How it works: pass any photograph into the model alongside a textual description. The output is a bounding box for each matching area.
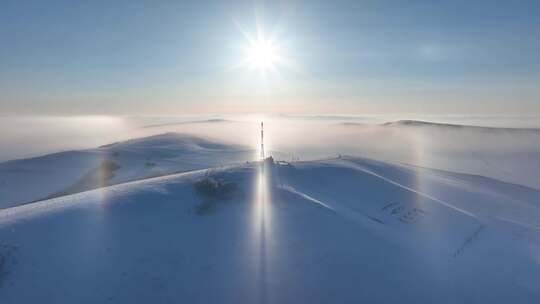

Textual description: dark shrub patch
[194,178,237,201]
[193,178,237,215]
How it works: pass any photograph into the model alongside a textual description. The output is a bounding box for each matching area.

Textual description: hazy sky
[1,0,539,115]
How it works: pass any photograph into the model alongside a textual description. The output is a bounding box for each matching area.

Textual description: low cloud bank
[1,115,539,188]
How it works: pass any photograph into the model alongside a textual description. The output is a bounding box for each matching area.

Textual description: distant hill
[141,118,230,129]
[382,120,540,132]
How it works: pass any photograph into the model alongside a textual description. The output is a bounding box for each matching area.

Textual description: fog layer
[1,115,539,189]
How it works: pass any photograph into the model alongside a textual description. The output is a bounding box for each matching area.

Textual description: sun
[245,38,280,71]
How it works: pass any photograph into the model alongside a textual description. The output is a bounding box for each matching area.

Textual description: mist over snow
[0,115,540,303]
[1,115,539,189]
[2,0,540,301]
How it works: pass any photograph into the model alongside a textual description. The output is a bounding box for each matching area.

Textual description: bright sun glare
[246,38,280,71]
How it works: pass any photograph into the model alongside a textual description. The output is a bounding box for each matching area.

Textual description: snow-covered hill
[0,133,254,209]
[1,157,539,303]
[329,120,540,190]
[382,119,540,131]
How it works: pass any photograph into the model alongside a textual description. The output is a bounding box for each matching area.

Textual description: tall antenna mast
[260,121,265,160]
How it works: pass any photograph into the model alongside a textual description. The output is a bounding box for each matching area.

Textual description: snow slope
[0,157,539,303]
[329,120,540,190]
[0,133,254,209]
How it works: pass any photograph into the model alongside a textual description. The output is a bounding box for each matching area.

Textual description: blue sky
[1,0,539,115]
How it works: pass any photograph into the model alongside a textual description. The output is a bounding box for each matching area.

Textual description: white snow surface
[0,133,254,209]
[0,156,539,303]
